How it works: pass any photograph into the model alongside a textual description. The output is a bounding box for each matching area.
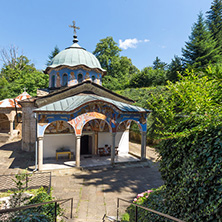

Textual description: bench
[98,146,118,156]
[56,151,73,160]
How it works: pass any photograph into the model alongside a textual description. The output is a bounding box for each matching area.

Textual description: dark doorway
[81,135,92,155]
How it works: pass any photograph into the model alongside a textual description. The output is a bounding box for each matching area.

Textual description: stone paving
[0,138,163,221]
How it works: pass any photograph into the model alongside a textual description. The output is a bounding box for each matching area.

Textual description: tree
[93,37,121,76]
[129,66,166,88]
[207,0,222,54]
[153,56,167,70]
[93,37,139,90]
[166,55,184,82]
[0,52,48,99]
[0,45,24,70]
[46,46,60,66]
[182,12,220,68]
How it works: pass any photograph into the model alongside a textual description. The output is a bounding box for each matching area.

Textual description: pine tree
[207,0,222,54]
[167,56,183,82]
[46,46,60,66]
[182,12,220,68]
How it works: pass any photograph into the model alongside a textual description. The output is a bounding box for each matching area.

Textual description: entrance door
[81,135,92,155]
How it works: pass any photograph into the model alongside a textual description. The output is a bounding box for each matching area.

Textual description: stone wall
[21,103,36,152]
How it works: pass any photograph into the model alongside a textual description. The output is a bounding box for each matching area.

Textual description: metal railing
[117,198,185,222]
[0,198,73,222]
[0,172,51,193]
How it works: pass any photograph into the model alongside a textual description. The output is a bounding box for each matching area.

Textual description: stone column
[95,132,98,155]
[38,137,43,171]
[76,136,81,167]
[141,131,147,161]
[9,120,13,134]
[111,133,116,165]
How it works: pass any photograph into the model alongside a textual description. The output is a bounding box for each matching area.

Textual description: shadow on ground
[74,164,163,195]
[0,140,35,172]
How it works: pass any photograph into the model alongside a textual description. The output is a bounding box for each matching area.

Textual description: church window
[92,75,96,82]
[78,73,83,83]
[62,73,68,86]
[51,75,56,88]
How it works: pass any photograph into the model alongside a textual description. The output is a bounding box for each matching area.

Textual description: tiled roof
[0,92,31,108]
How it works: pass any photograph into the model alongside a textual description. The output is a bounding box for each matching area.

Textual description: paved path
[0,139,163,221]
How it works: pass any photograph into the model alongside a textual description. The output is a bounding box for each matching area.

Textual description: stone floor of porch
[41,153,140,171]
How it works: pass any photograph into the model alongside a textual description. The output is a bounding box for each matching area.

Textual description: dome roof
[46,43,105,72]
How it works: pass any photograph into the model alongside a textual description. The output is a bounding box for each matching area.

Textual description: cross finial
[69,20,80,36]
[23,86,27,92]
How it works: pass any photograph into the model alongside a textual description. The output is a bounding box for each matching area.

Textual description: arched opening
[77,73,83,83]
[43,120,75,159]
[62,73,68,87]
[0,113,10,133]
[51,75,56,88]
[91,75,96,83]
[81,119,111,156]
[14,112,22,132]
[117,120,143,157]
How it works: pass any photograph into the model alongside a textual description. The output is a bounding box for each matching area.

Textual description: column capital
[141,131,147,135]
[111,132,116,136]
[76,135,81,139]
[37,136,44,140]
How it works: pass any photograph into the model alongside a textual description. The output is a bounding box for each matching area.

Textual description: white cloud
[119,38,150,50]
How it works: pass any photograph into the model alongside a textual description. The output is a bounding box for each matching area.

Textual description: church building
[19,22,150,170]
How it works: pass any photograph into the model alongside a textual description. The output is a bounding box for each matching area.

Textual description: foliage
[166,55,184,83]
[0,55,48,100]
[93,37,139,90]
[153,56,167,70]
[129,67,167,88]
[207,0,222,54]
[46,45,60,66]
[182,12,220,68]
[116,86,169,143]
[6,172,63,222]
[143,67,222,221]
[122,186,169,222]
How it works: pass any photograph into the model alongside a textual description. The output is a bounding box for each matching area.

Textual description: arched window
[51,75,56,88]
[92,75,96,82]
[62,74,68,86]
[77,73,83,83]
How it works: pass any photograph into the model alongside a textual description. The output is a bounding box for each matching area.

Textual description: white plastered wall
[98,130,129,154]
[43,134,75,158]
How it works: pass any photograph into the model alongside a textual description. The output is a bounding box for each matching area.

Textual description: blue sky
[0,0,212,71]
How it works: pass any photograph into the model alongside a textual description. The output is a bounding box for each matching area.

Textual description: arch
[91,75,96,82]
[51,75,56,88]
[117,119,142,132]
[82,118,111,134]
[0,113,10,133]
[77,73,83,83]
[68,112,112,136]
[43,120,75,135]
[62,73,68,86]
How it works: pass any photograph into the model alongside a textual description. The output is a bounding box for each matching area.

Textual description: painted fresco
[37,102,147,137]
[68,112,107,135]
[45,120,74,134]
[83,119,110,132]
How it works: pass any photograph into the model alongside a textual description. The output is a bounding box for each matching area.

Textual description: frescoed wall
[49,68,102,88]
[37,102,147,138]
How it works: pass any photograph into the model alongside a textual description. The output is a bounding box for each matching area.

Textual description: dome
[47,43,105,72]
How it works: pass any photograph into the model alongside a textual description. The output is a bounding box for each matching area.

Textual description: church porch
[40,152,141,171]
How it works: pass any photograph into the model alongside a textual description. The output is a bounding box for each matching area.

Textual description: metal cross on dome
[69,21,80,35]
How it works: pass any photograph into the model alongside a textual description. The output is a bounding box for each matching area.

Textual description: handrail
[117,198,185,222]
[0,198,73,221]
